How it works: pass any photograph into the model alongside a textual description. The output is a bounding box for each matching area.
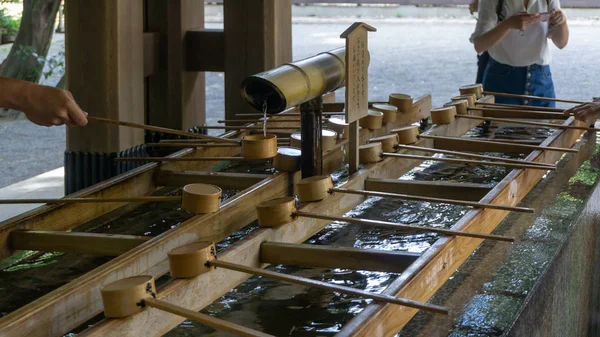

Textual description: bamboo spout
[241,47,352,113]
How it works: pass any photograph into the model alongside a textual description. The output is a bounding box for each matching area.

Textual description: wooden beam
[260,242,420,273]
[154,170,271,190]
[146,0,205,130]
[66,0,145,153]
[224,0,292,119]
[338,118,585,336]
[143,32,161,77]
[365,179,492,201]
[10,231,150,256]
[185,29,225,72]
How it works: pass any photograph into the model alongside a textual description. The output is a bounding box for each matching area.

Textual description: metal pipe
[241,47,354,114]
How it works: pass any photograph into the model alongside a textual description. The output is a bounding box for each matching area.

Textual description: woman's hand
[549,9,567,27]
[20,83,88,127]
[504,12,540,30]
[564,98,600,125]
[469,0,478,14]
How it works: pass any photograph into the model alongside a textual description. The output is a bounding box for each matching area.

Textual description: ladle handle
[144,298,274,337]
[210,259,449,315]
[87,116,238,143]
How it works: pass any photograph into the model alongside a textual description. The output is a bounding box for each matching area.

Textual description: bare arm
[0,77,87,127]
[548,9,569,49]
[565,98,600,125]
[473,13,541,54]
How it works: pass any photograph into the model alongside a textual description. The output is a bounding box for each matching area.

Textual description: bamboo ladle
[467,107,567,119]
[255,197,515,243]
[360,143,556,170]
[418,135,578,154]
[475,102,565,113]
[294,175,533,213]
[456,114,597,131]
[394,144,556,169]
[167,242,449,315]
[101,276,274,337]
[124,134,278,161]
[87,116,237,144]
[294,211,515,243]
[0,183,223,213]
[483,91,587,105]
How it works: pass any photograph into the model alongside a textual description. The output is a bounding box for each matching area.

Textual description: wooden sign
[341,22,376,174]
[340,22,376,123]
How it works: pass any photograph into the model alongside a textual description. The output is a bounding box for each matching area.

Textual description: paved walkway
[0,167,63,222]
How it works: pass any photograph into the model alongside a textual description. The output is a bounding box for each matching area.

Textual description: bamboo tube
[467,107,566,118]
[330,188,533,213]
[294,211,515,243]
[114,157,248,162]
[418,135,579,153]
[209,259,449,314]
[144,298,274,337]
[241,47,349,113]
[394,144,556,169]
[475,102,565,112]
[87,116,237,143]
[382,152,555,170]
[146,143,240,148]
[456,115,597,131]
[483,91,586,105]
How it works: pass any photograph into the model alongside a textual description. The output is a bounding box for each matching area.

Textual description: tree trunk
[0,0,61,83]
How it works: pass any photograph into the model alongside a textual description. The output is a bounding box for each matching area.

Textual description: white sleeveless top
[470,0,561,67]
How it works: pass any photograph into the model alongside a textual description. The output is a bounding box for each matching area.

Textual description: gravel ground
[1,19,599,188]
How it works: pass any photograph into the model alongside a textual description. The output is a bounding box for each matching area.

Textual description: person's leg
[482,57,526,105]
[527,64,556,108]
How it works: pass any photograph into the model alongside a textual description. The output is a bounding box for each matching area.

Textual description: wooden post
[223,0,292,121]
[340,22,376,174]
[65,0,145,153]
[300,97,323,178]
[146,0,205,130]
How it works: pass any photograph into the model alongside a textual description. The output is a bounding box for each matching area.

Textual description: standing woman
[471,0,569,107]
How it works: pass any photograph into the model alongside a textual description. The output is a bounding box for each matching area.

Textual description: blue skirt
[482,57,556,108]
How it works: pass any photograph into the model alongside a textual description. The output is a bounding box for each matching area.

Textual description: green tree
[0,0,61,83]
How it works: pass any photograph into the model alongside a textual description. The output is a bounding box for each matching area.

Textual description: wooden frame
[0,93,584,337]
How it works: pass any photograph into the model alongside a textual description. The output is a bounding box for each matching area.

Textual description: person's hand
[504,12,541,30]
[564,99,600,125]
[469,0,478,14]
[20,83,88,127]
[549,9,567,27]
